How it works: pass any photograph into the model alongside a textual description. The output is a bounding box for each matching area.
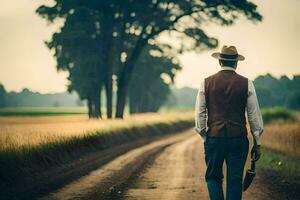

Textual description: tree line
[35,0,261,119]
[254,74,300,109]
[2,74,298,110]
[0,87,82,107]
[164,74,300,110]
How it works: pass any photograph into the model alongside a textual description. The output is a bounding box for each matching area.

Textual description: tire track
[39,131,193,200]
[118,133,209,200]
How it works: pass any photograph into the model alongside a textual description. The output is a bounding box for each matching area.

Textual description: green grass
[257,147,300,197]
[261,107,295,124]
[0,107,88,116]
[258,147,300,177]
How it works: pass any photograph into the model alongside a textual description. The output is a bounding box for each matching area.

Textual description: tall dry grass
[0,111,193,151]
[0,111,194,187]
[261,115,300,157]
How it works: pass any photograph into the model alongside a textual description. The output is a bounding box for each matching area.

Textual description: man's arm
[194,80,207,142]
[246,80,264,145]
[247,80,264,161]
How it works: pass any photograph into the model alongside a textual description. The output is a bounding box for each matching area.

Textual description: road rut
[40,129,287,200]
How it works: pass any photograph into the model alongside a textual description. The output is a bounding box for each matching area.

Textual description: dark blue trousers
[204,136,249,200]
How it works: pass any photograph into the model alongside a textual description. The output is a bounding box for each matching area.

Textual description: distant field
[0,111,194,187]
[0,107,88,116]
[0,106,192,116]
[0,111,193,151]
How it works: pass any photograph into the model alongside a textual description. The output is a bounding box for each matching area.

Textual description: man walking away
[195,45,264,200]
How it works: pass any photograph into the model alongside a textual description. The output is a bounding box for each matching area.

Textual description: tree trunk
[115,74,128,118]
[129,95,138,114]
[87,87,102,119]
[94,88,102,119]
[105,79,112,118]
[115,37,148,118]
[100,13,114,119]
[88,98,93,119]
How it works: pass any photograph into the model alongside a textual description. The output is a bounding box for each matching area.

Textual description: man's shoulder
[234,72,249,81]
[204,71,244,81]
[203,71,250,84]
[204,72,219,81]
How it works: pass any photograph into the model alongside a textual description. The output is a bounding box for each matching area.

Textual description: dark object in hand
[251,145,261,161]
[243,159,256,191]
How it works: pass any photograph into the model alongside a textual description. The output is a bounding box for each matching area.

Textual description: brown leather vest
[204,70,248,137]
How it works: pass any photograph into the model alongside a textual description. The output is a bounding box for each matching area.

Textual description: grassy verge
[257,147,300,198]
[261,111,300,159]
[0,114,194,184]
[258,147,300,179]
[262,107,296,124]
[0,107,88,116]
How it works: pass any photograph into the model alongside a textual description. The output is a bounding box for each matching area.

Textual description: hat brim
[211,52,245,61]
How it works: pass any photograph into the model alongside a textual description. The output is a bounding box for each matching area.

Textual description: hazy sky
[0,0,300,93]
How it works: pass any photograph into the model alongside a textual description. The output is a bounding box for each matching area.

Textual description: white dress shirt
[194,66,264,145]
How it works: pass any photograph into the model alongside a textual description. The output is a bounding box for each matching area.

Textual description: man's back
[204,70,248,137]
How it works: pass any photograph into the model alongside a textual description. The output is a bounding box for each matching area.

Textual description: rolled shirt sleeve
[194,80,207,142]
[246,80,264,145]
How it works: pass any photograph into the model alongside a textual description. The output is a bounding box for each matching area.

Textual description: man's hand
[251,145,261,161]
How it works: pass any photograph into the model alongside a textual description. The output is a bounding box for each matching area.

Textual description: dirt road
[39,129,286,200]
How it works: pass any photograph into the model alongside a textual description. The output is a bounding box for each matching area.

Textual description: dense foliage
[36,0,262,118]
[261,107,295,124]
[129,44,181,113]
[0,84,6,107]
[254,74,300,109]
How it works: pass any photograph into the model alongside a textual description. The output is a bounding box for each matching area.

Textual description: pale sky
[0,0,300,93]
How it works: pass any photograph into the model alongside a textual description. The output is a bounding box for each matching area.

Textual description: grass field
[1,106,298,154]
[1,106,299,185]
[0,111,193,151]
[261,114,300,157]
[0,111,194,183]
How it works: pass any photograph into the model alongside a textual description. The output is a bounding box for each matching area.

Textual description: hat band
[220,53,238,59]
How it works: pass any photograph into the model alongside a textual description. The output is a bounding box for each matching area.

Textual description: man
[194,45,264,200]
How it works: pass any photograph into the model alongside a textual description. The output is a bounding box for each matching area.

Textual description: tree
[129,44,181,113]
[254,74,300,109]
[0,83,6,107]
[254,74,282,105]
[67,56,103,118]
[286,91,300,110]
[255,87,274,108]
[37,0,262,119]
[165,86,198,109]
[39,7,104,118]
[114,0,262,118]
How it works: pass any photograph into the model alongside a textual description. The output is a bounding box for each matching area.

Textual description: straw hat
[211,45,245,61]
